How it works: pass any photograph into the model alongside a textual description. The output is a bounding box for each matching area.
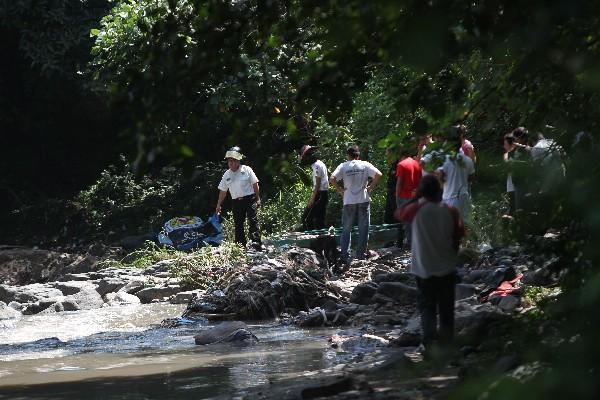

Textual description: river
[0,303,345,399]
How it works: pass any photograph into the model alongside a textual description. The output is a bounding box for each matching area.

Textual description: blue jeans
[396,198,412,246]
[340,202,370,261]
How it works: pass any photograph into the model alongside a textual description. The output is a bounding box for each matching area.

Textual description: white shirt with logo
[312,160,329,191]
[331,160,380,205]
[217,165,259,199]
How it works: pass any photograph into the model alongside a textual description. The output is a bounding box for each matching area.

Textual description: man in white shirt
[299,144,329,230]
[330,145,382,262]
[215,146,262,248]
[437,136,475,223]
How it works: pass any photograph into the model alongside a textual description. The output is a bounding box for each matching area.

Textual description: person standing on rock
[395,142,422,248]
[330,145,382,263]
[299,144,329,230]
[215,146,262,249]
[397,174,465,348]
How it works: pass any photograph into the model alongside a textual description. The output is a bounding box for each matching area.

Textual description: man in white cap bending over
[215,146,262,249]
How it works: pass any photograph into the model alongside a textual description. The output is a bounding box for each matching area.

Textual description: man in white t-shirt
[299,145,329,230]
[215,146,261,248]
[330,145,382,262]
[437,136,475,223]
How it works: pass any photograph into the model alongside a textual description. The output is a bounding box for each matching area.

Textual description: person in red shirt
[395,144,422,247]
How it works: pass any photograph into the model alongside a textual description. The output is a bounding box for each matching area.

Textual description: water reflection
[0,304,343,399]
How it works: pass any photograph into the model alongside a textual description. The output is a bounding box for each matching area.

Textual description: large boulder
[0,301,20,320]
[0,284,63,304]
[136,285,181,304]
[375,282,417,304]
[349,282,379,305]
[51,281,96,295]
[65,287,105,310]
[194,321,258,345]
[95,277,129,297]
[105,291,141,306]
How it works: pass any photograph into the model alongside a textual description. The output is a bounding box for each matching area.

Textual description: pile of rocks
[0,246,202,317]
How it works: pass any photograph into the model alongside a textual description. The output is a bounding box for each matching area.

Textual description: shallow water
[0,303,343,399]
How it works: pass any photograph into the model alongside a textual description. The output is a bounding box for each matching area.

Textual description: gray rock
[52,281,95,295]
[0,301,20,319]
[455,303,508,340]
[118,280,146,294]
[136,285,182,304]
[22,300,56,315]
[65,287,105,310]
[95,277,128,296]
[170,290,202,305]
[498,295,520,312]
[372,271,414,284]
[0,284,63,304]
[455,283,478,300]
[105,291,141,306]
[349,282,378,305]
[375,282,417,304]
[143,260,174,275]
[58,273,90,281]
[194,321,258,345]
[522,268,552,286]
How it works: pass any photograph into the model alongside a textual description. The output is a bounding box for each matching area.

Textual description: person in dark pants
[383,146,401,245]
[384,147,399,224]
[397,175,465,348]
[215,146,262,249]
[299,145,329,230]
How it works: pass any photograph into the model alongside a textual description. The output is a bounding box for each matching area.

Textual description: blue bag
[157,215,223,251]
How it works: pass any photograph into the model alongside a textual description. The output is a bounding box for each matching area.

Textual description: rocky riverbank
[0,240,564,398]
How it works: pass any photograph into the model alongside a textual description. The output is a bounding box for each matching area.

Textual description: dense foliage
[2,1,600,397]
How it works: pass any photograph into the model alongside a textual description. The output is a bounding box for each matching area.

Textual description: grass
[100,240,247,289]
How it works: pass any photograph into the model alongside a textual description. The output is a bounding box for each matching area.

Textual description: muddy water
[0,304,343,399]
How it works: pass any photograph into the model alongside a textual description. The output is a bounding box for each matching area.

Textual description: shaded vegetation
[2,0,600,398]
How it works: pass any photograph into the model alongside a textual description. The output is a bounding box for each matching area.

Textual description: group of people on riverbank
[213,125,477,257]
[214,124,564,350]
[214,143,384,262]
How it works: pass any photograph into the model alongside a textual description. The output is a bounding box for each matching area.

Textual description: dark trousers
[384,190,402,245]
[232,194,261,247]
[302,191,328,230]
[416,273,456,346]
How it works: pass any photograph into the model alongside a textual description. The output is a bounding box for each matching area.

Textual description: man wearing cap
[330,145,382,262]
[215,146,262,248]
[299,145,329,230]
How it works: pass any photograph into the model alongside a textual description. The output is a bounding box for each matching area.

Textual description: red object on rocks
[482,274,523,302]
